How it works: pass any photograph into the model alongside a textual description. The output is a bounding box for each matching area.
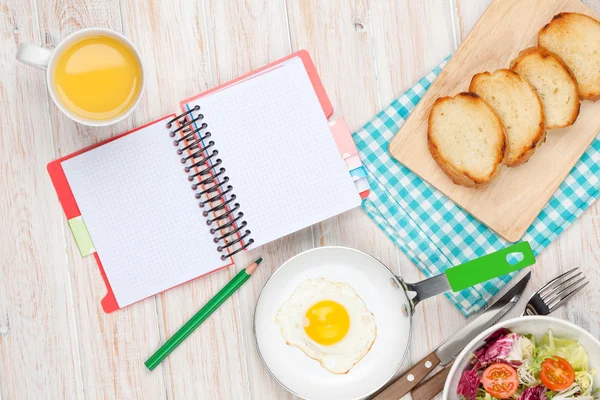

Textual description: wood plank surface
[1,0,598,399]
[389,0,600,243]
[0,1,82,398]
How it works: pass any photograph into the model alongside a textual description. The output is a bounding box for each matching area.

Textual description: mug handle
[16,43,53,70]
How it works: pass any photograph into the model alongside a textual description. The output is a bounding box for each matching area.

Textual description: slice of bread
[470,69,546,167]
[428,92,507,187]
[510,47,580,129]
[539,12,600,101]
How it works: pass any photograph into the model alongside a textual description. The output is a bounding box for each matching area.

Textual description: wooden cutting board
[388,0,600,242]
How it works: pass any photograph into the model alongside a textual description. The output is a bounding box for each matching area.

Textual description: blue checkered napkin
[353,59,600,316]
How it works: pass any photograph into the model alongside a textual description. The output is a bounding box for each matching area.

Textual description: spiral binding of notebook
[166,107,254,260]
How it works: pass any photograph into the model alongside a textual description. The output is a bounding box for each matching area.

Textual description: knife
[374,271,531,400]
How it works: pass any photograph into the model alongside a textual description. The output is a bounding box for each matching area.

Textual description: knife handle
[410,362,454,400]
[374,351,441,400]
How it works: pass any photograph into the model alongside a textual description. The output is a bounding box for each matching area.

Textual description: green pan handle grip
[445,242,535,292]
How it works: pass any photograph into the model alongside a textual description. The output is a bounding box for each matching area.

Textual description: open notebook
[48,51,366,312]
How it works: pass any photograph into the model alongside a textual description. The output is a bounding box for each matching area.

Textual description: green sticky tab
[68,216,96,257]
[446,242,535,292]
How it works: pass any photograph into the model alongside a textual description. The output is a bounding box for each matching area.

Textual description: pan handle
[401,242,535,312]
[403,274,452,310]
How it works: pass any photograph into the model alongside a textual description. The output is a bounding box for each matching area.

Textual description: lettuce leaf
[520,385,547,400]
[537,330,590,371]
[476,387,499,400]
[508,335,535,363]
[551,383,595,400]
[473,328,512,363]
[458,369,480,400]
[575,370,595,396]
[518,358,541,387]
[472,329,520,369]
[486,333,520,361]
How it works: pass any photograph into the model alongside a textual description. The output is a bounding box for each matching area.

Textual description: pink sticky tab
[329,117,370,199]
[345,154,363,170]
[329,118,358,159]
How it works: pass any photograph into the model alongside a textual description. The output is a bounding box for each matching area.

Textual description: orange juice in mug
[17,28,145,126]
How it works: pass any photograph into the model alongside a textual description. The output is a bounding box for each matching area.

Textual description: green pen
[145,257,262,371]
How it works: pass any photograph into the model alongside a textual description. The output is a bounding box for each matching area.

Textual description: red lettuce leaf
[484,333,517,359]
[457,369,480,400]
[473,328,512,362]
[520,385,547,400]
[471,329,520,369]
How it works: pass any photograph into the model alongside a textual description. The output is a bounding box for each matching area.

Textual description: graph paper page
[61,118,227,307]
[185,57,361,246]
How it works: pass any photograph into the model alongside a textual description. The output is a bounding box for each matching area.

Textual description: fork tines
[538,268,589,312]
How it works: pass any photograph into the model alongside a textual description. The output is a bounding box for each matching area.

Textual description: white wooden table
[1,0,599,399]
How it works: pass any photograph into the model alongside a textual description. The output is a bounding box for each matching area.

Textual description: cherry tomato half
[540,356,576,392]
[481,363,519,399]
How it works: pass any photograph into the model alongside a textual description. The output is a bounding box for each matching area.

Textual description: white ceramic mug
[16,28,145,127]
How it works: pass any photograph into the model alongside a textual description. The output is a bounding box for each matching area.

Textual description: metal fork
[522,268,589,316]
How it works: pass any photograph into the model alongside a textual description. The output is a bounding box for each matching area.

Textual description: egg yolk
[304,300,350,345]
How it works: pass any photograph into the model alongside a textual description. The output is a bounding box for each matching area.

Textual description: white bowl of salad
[443,316,600,400]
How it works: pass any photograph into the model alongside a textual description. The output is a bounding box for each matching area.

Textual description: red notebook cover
[47,50,335,313]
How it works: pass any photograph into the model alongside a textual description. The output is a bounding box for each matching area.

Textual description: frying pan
[253,243,534,400]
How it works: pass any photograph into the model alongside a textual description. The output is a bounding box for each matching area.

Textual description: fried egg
[274,278,377,374]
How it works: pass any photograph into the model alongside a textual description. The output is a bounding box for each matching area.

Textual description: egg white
[274,278,377,374]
